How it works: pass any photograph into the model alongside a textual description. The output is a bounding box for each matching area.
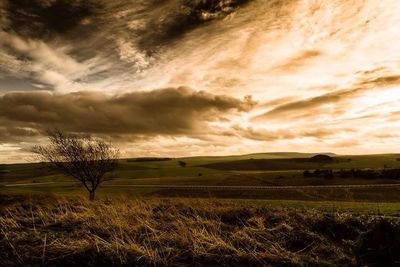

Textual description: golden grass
[1,195,399,267]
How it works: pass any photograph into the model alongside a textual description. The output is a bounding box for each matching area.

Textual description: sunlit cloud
[0,0,400,162]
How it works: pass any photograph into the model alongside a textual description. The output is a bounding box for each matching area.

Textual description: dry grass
[1,195,400,267]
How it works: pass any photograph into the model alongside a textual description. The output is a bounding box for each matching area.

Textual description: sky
[0,0,400,163]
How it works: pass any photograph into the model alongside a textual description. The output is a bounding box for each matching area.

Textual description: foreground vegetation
[1,195,400,267]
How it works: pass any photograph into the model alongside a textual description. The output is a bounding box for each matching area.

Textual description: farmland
[2,153,400,266]
[1,153,400,205]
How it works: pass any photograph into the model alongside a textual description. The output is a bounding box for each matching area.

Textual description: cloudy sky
[0,0,400,163]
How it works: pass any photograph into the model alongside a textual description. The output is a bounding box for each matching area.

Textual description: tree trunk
[89,190,95,201]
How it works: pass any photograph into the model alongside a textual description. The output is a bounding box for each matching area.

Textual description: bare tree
[32,129,119,200]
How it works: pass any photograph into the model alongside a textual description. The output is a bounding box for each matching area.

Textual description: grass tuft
[1,195,400,266]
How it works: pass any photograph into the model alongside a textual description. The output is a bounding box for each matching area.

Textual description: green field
[1,154,400,267]
[1,152,400,208]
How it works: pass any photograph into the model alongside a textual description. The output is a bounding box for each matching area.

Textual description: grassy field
[1,195,399,267]
[1,153,400,266]
[2,152,400,183]
[1,153,400,203]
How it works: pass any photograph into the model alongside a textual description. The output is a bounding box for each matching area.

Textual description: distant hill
[181,152,337,162]
[309,154,334,162]
[126,157,172,162]
[199,156,342,171]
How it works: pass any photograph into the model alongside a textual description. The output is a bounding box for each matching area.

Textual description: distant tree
[32,129,119,201]
[178,161,187,167]
[303,170,311,177]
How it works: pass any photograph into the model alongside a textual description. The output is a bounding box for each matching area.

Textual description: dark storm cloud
[2,0,98,39]
[0,0,253,90]
[0,127,39,144]
[136,0,251,49]
[0,0,103,90]
[0,87,254,143]
[2,0,250,45]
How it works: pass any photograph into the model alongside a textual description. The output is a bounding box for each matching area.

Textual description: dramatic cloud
[3,0,96,39]
[134,0,251,49]
[0,87,254,143]
[253,87,366,121]
[228,125,340,141]
[253,73,400,121]
[1,0,400,162]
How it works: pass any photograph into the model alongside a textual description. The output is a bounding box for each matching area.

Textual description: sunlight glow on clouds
[0,0,400,162]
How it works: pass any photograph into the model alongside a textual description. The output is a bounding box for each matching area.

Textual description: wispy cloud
[253,72,400,121]
[1,0,400,161]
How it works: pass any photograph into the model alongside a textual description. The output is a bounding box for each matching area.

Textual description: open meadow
[2,153,400,204]
[2,154,400,266]
[1,195,400,267]
[2,0,400,266]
